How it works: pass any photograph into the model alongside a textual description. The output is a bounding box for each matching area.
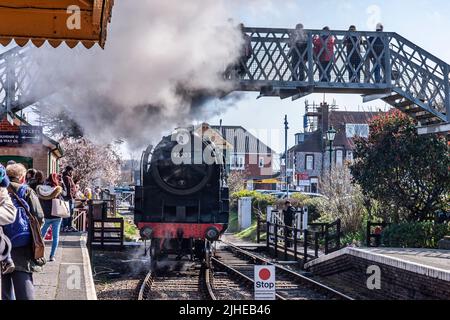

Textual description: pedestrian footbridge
[0,27,449,130]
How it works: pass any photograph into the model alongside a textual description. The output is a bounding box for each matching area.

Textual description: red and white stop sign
[254,265,275,300]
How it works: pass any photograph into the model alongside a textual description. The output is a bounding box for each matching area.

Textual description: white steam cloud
[30,0,244,149]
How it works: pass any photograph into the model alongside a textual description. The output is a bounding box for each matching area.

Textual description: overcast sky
[4,0,450,155]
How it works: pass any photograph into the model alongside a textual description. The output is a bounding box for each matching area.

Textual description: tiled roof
[330,111,380,149]
[292,110,382,152]
[211,126,274,155]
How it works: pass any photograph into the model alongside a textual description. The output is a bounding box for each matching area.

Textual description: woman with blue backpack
[0,164,17,276]
[2,163,44,300]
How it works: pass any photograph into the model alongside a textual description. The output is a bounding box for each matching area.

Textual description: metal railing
[366,221,391,247]
[1,28,448,122]
[233,27,449,123]
[257,212,341,264]
[73,208,88,232]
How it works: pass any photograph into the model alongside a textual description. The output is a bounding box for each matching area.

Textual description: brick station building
[0,116,63,174]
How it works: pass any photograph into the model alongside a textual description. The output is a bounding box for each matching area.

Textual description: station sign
[254,265,276,300]
[19,126,43,144]
[0,126,42,146]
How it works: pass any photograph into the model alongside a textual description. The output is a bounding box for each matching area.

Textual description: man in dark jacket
[283,201,296,247]
[368,23,385,83]
[343,25,362,82]
[2,163,44,300]
[289,23,308,81]
[62,166,77,232]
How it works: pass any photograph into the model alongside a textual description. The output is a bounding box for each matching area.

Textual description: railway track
[138,243,353,300]
[138,262,212,300]
[212,242,354,300]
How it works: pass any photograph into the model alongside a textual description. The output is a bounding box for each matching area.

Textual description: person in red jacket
[313,26,335,82]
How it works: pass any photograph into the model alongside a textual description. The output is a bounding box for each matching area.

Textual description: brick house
[0,116,63,175]
[211,125,279,190]
[287,102,382,193]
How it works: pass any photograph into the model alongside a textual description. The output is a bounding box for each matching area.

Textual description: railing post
[303,229,308,264]
[384,34,392,86]
[444,64,450,123]
[266,221,270,250]
[325,224,329,255]
[307,31,314,85]
[256,215,260,244]
[284,226,288,261]
[314,232,319,258]
[294,226,298,261]
[366,221,371,247]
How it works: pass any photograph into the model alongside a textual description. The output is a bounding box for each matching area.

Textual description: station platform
[304,247,450,300]
[34,232,97,300]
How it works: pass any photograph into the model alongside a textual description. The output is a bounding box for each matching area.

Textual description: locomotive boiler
[134,126,229,264]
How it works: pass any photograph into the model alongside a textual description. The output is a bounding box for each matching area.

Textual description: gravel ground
[92,246,149,300]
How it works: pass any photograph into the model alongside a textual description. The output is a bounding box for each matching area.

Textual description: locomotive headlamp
[205,227,220,242]
[140,227,153,240]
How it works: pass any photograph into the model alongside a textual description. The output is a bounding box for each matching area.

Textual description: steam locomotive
[134,126,229,264]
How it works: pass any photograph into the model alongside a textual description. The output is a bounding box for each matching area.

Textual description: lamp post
[284,115,289,199]
[326,126,337,176]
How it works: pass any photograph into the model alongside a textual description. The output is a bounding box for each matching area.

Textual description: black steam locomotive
[134,126,229,263]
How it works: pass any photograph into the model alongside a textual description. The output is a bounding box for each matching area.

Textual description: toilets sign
[254,265,276,300]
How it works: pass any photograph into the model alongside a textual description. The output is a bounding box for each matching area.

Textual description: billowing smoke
[29,0,244,149]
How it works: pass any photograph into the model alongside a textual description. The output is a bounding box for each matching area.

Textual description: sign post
[254,265,276,300]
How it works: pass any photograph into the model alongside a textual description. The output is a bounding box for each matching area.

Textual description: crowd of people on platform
[0,162,102,300]
[229,22,387,84]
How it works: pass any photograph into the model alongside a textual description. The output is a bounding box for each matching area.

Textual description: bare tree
[318,164,366,234]
[59,137,122,189]
[227,170,247,195]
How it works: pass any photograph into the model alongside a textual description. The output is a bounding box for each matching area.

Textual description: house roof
[292,110,382,152]
[291,131,324,153]
[211,125,275,155]
[330,111,380,149]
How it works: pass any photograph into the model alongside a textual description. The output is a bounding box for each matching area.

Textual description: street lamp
[326,126,337,176]
[284,115,289,199]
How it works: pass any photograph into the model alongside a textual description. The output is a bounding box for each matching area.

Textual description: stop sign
[254,265,275,300]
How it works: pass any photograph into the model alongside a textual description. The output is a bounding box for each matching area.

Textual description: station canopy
[0,0,114,49]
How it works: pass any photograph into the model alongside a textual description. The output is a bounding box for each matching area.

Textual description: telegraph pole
[284,115,289,199]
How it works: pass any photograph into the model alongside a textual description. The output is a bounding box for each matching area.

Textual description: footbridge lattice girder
[0,27,449,127]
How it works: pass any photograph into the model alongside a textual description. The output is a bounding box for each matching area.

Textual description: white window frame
[230,154,245,170]
[346,123,369,138]
[336,149,344,167]
[305,155,314,171]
